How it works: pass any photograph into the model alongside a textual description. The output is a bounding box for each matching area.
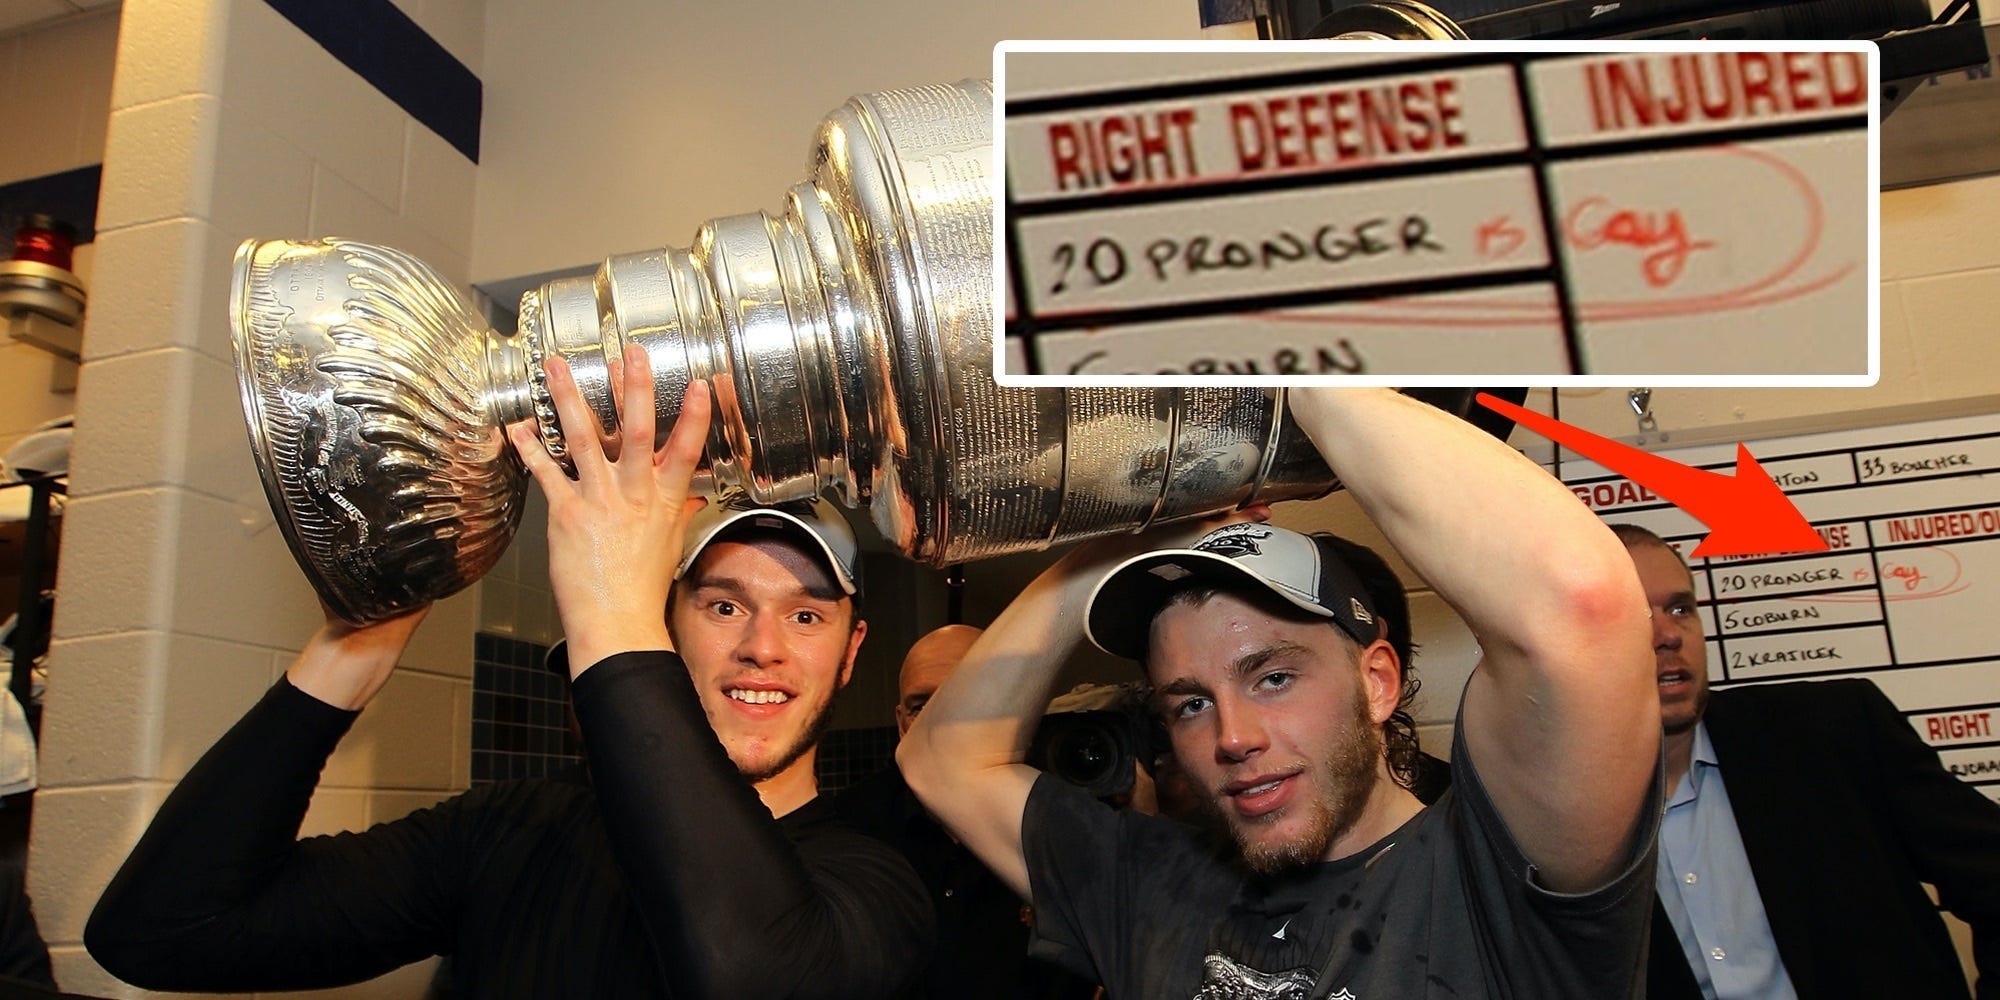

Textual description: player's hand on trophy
[507,344,712,677]
[286,601,433,711]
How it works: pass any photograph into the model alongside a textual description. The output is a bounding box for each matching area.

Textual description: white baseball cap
[676,496,861,596]
[1085,522,1380,660]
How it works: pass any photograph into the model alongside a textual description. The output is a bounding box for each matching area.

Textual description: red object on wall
[10,213,76,271]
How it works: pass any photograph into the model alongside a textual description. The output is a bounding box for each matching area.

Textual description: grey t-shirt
[1022,722,1663,999]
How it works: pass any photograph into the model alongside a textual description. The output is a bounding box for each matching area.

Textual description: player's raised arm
[1288,389,1658,891]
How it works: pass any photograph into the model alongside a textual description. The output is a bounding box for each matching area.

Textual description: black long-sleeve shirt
[835,767,1103,1000]
[0,861,51,991]
[85,651,932,998]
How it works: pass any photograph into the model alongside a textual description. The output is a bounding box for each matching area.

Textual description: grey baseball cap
[1084,522,1380,660]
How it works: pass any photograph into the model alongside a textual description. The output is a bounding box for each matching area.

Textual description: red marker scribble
[1826,547,1967,602]
[1243,143,1844,329]
[1564,197,1717,288]
[1883,561,1927,591]
[1881,548,1966,599]
[1476,215,1528,260]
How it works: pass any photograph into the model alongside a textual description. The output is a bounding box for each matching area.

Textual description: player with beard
[901,388,1664,999]
[86,350,932,998]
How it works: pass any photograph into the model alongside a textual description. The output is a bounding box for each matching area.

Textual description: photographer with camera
[900,388,1663,998]
[839,627,1096,1000]
[1030,683,1163,814]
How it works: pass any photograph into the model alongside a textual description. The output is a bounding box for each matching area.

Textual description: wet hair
[1152,535,1425,791]
[1319,536,1423,791]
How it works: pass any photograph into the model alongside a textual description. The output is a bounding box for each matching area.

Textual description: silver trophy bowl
[231,79,1358,625]
[232,239,528,624]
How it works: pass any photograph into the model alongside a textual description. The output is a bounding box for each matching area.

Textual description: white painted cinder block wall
[0,9,115,458]
[29,2,486,996]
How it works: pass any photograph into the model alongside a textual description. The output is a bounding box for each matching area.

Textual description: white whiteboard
[1565,409,2000,803]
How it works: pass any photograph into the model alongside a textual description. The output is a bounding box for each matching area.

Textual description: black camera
[1027,684,1163,801]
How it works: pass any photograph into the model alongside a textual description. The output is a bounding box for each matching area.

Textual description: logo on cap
[1195,524,1272,559]
[1351,598,1373,623]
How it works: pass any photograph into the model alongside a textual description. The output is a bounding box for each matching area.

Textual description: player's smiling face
[670,536,864,785]
[1147,589,1388,875]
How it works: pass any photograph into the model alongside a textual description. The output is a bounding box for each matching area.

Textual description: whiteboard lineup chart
[993,41,1880,389]
[1566,411,2000,804]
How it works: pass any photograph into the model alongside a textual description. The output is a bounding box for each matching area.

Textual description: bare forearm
[1292,389,1656,888]
[285,608,428,711]
[903,551,1097,777]
[1286,389,1638,652]
[898,544,1118,892]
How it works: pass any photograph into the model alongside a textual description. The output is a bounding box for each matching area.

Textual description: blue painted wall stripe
[263,0,482,163]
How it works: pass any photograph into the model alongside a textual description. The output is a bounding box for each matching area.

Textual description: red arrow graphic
[1477,393,1829,558]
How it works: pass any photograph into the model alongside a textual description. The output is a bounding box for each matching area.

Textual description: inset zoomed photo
[996,41,1878,387]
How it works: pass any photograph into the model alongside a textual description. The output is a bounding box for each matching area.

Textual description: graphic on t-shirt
[1190,953,1316,999]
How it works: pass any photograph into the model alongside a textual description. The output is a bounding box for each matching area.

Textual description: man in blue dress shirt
[1614,524,1999,1000]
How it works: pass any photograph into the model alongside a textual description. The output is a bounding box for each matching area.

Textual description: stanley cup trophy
[232,78,1426,625]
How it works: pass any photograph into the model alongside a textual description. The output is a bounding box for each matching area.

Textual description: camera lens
[1055,727,1116,787]
[1029,709,1140,800]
